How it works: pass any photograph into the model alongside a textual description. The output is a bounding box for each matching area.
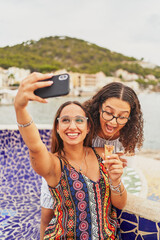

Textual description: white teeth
[67,133,78,136]
[106,125,114,133]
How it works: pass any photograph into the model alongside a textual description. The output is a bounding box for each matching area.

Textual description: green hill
[0,36,160,78]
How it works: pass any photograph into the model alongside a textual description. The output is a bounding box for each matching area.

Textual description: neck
[63,144,87,173]
[63,143,85,163]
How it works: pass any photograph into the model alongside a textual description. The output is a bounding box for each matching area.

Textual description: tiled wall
[117,209,160,240]
[0,129,160,240]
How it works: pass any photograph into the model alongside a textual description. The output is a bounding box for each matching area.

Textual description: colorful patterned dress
[44,149,120,240]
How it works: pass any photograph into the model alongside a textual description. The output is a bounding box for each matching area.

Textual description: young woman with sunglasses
[14,72,127,239]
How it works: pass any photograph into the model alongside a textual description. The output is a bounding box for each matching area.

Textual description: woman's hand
[102,153,123,184]
[14,72,54,109]
[116,152,128,168]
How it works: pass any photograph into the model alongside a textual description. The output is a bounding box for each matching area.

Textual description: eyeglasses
[101,106,130,125]
[57,115,88,126]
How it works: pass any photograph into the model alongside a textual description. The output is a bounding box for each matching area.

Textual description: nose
[68,119,77,128]
[109,116,118,125]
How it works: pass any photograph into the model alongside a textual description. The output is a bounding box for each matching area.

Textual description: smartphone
[34,73,70,98]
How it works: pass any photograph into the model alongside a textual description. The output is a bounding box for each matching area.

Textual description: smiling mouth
[105,124,115,133]
[66,133,79,137]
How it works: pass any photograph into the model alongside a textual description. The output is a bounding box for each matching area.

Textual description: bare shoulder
[94,147,104,158]
[51,152,59,158]
[48,151,57,160]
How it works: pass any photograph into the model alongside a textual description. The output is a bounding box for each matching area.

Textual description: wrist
[109,177,122,193]
[17,118,33,128]
[14,102,25,111]
[14,96,28,110]
[109,177,126,196]
[109,178,121,186]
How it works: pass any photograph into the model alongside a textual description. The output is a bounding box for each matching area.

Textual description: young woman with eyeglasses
[14,72,127,239]
[40,81,144,239]
[85,82,144,152]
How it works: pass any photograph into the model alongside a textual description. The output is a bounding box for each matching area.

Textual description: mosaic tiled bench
[0,128,160,240]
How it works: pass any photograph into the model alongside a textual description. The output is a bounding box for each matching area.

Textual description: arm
[108,167,127,209]
[95,148,127,209]
[14,72,61,186]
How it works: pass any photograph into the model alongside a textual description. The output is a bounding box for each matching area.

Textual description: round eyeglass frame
[101,105,130,125]
[57,116,88,126]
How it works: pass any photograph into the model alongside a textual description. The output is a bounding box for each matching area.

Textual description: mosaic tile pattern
[117,209,160,240]
[145,175,160,202]
[122,167,142,196]
[0,129,51,240]
[0,129,160,240]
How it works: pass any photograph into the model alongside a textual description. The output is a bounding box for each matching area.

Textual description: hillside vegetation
[0,36,160,78]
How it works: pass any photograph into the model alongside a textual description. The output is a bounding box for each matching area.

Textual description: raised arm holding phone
[14,72,130,239]
[39,76,144,239]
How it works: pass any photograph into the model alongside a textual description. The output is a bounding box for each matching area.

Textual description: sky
[0,0,160,66]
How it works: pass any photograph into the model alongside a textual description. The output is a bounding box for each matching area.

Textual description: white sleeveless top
[92,135,124,153]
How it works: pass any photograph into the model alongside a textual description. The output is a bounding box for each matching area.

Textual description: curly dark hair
[51,101,94,165]
[84,82,144,153]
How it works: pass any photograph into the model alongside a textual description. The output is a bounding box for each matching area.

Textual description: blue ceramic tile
[0,235,5,239]
[121,221,137,231]
[121,211,138,223]
[5,237,15,240]
[139,217,157,232]
[121,232,137,240]
[0,129,42,239]
[116,208,122,218]
[137,235,143,240]
[143,233,158,240]
[148,194,160,202]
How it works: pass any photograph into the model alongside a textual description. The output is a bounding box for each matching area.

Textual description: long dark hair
[84,82,144,153]
[51,101,94,165]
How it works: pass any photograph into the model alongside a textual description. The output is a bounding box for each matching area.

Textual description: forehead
[60,104,86,117]
[103,97,131,112]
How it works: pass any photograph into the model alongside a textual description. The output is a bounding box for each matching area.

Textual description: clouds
[0,0,160,65]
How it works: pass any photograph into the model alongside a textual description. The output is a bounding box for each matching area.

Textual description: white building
[145,74,157,81]
[0,67,30,87]
[123,81,140,94]
[138,61,157,69]
[0,68,7,87]
[6,67,30,85]
[115,69,139,81]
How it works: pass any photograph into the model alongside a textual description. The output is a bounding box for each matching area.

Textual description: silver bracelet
[111,187,126,195]
[17,119,33,128]
[109,178,122,193]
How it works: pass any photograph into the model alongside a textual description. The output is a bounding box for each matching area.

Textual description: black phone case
[34,74,70,98]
